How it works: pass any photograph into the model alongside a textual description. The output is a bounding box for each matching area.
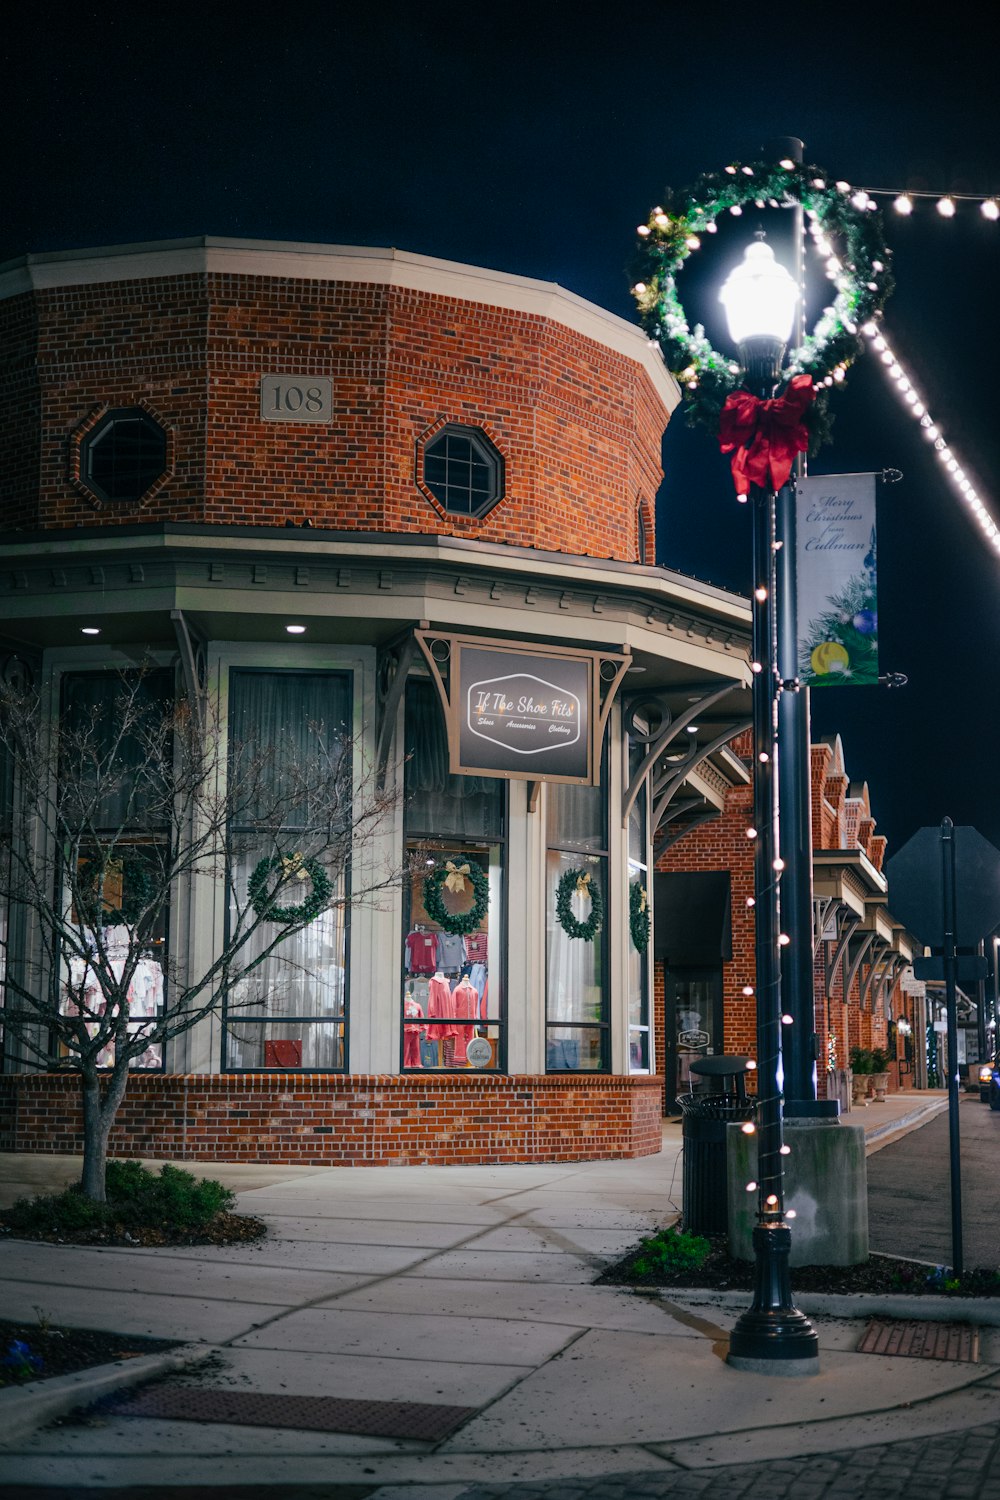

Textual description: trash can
[677,1055,756,1235]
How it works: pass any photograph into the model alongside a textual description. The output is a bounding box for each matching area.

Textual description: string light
[859,321,1000,553]
[860,186,1000,219]
[781,1013,794,1024]
[742,985,755,996]
[780,1144,792,1155]
[741,1121,756,1134]
[786,1210,797,1220]
[746,1180,758,1191]
[765,1194,779,1207]
[745,827,758,840]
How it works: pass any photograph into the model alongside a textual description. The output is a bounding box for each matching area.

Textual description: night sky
[6,3,1000,855]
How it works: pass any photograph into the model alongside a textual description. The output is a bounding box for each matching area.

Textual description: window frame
[221,666,354,1074]
[418,422,506,520]
[544,752,611,1074]
[80,407,169,508]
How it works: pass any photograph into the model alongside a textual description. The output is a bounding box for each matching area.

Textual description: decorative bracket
[622,679,746,829]
[813,896,839,960]
[824,911,860,992]
[170,609,207,734]
[843,928,878,1005]
[375,629,420,787]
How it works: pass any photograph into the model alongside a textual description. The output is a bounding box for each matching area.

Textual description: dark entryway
[654,870,732,1112]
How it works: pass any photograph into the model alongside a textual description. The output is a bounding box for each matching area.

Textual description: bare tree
[0,668,400,1200]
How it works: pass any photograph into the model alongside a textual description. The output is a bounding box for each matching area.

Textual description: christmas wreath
[629,881,650,953]
[630,158,893,448]
[555,867,603,942]
[422,858,490,936]
[80,850,159,929]
[249,852,333,926]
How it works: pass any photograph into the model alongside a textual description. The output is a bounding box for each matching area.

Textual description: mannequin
[450,975,479,1064]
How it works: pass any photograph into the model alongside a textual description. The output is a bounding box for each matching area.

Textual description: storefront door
[664,967,723,1112]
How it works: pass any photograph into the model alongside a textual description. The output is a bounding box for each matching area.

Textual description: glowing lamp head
[719,237,799,347]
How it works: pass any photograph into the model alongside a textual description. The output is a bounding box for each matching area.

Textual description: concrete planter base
[727,1117,869,1266]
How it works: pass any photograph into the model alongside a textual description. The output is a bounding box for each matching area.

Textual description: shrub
[629,1226,711,1278]
[3,1161,235,1237]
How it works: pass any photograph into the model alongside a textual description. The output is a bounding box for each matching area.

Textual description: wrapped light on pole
[719,236,820,1374]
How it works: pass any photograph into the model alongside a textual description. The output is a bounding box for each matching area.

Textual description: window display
[545,778,609,1071]
[223,669,350,1071]
[402,676,504,1071]
[401,846,501,1069]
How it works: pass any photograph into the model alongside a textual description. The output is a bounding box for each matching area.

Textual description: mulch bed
[0,1210,267,1249]
[0,1319,180,1389]
[598,1234,1000,1297]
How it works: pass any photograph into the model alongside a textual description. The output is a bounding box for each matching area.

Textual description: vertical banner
[796,473,878,687]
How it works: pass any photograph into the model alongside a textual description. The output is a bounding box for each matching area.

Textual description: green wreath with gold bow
[555,866,604,942]
[630,158,893,447]
[629,881,650,952]
[249,851,333,926]
[79,849,159,929]
[422,858,490,936]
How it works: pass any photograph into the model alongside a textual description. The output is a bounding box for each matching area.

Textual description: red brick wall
[0,1073,664,1166]
[6,273,665,561]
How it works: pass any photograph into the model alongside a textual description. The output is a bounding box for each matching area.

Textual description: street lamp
[720,236,820,1374]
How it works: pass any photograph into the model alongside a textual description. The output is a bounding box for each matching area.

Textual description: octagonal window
[81,408,168,506]
[421,424,504,518]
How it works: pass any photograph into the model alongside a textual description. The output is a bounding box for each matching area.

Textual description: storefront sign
[796,473,878,688]
[414,630,630,787]
[455,642,593,782]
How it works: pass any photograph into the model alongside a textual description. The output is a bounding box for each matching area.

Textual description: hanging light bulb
[937,196,957,217]
[893,194,913,215]
[981,199,1000,221]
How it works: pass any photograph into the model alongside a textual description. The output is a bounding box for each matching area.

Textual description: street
[868,1093,1000,1268]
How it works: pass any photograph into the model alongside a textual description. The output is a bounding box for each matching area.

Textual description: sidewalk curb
[660,1289,1000,1324]
[0,1341,216,1448]
[863,1097,948,1150]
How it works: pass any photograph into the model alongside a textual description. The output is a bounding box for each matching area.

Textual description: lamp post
[720,237,820,1374]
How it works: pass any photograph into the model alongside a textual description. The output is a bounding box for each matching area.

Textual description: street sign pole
[941,818,964,1275]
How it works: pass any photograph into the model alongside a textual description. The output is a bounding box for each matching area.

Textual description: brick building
[655,730,921,1113]
[0,237,758,1165]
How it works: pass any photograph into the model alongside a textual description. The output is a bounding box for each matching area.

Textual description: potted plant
[870,1047,892,1102]
[849,1046,873,1105]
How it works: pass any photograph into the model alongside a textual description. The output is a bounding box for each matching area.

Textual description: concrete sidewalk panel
[232,1306,579,1365]
[0,1241,375,1304]
[0,1281,276,1343]
[443,1326,991,1453]
[327,1277,706,1335]
[242,1213,489,1246]
[405,1249,598,1284]
[169,1343,532,1405]
[461,1226,642,1257]
[161,1237,440,1273]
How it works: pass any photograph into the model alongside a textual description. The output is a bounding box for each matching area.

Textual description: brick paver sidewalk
[458,1418,1000,1499]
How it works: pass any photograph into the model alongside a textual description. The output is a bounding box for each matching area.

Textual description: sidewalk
[3,1089,987,1498]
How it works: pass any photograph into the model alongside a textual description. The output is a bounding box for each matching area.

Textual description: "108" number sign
[260,375,333,423]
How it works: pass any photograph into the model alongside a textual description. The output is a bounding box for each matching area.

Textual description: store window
[627,749,651,1072]
[224,670,351,1071]
[402,679,504,1071]
[420,424,505,518]
[80,407,168,506]
[59,671,173,1070]
[545,777,609,1071]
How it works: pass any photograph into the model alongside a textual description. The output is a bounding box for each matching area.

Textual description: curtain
[404,680,503,839]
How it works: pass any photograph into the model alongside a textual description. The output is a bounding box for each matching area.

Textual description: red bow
[718,374,815,496]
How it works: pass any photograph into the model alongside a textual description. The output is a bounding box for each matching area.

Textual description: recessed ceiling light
[285,624,307,635]
[81,627,101,636]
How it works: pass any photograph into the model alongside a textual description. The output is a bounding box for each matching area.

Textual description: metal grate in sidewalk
[857,1318,979,1362]
[107,1386,477,1441]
